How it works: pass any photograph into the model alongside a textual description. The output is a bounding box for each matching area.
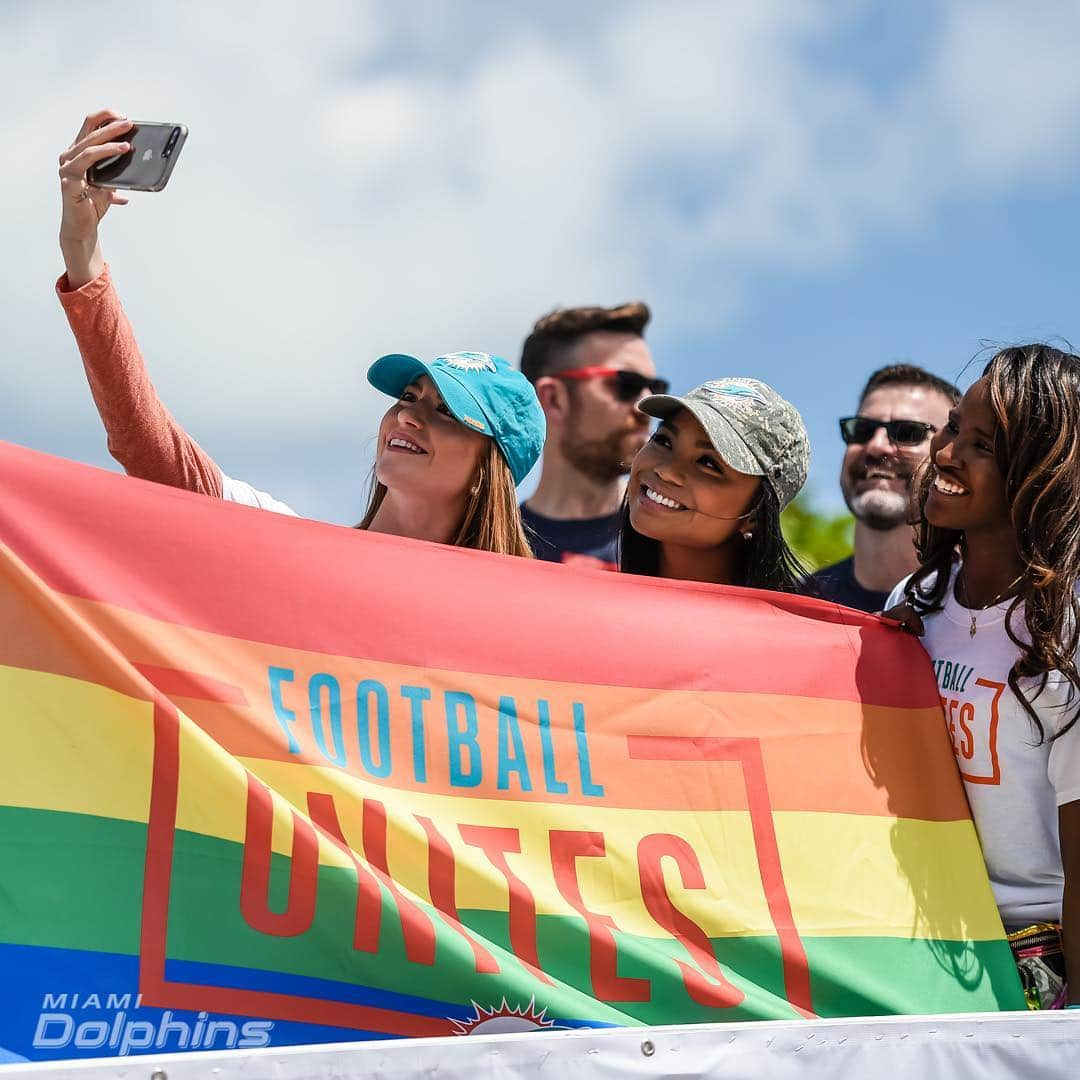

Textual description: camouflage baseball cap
[638,377,809,510]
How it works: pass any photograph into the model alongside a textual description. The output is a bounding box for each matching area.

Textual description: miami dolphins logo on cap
[701,379,769,408]
[439,352,498,374]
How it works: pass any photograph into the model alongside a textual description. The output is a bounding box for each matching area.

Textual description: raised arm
[56,110,223,497]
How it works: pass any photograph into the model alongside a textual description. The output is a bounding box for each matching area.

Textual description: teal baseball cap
[367,351,546,486]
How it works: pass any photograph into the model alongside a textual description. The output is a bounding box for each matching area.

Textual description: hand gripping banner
[0,443,1024,1063]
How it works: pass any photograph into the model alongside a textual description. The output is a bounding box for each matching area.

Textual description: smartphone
[87,122,188,192]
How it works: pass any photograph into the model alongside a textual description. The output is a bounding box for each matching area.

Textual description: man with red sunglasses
[809,364,958,611]
[519,302,664,568]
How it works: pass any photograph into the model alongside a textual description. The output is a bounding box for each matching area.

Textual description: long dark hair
[618,482,809,593]
[906,344,1080,742]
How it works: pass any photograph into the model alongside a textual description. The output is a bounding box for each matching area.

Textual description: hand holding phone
[87,121,187,192]
[58,111,190,288]
[58,111,133,288]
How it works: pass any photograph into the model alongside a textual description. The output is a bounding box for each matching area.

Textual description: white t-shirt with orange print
[888,564,1080,927]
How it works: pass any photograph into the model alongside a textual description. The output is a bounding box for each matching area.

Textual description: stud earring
[742,530,753,541]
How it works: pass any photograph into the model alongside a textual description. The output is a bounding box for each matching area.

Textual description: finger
[62,119,133,164]
[110,192,129,207]
[60,141,131,180]
[74,109,127,144]
[62,120,132,168]
[879,604,921,635]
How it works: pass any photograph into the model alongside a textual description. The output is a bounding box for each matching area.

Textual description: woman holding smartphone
[619,377,811,591]
[886,345,1080,1009]
[55,111,544,556]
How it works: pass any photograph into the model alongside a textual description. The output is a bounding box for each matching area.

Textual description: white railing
[2,1011,1078,1080]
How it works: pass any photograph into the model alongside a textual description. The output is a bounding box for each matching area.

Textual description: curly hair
[906,344,1080,742]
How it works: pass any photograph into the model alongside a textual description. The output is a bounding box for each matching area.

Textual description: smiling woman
[53,110,544,556]
[887,345,1080,1009]
[356,356,541,553]
[619,377,811,592]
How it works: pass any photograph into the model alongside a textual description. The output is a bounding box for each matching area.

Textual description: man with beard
[809,364,958,611]
[519,302,666,568]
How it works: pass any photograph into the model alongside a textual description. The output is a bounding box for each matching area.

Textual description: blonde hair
[358,440,534,557]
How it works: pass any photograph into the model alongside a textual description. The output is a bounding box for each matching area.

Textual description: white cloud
[2,0,1080,521]
[930,0,1080,172]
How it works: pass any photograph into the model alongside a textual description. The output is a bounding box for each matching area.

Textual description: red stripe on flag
[133,662,248,705]
[0,444,938,707]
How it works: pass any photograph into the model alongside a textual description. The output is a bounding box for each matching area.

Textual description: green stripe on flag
[0,806,145,955]
[0,806,1026,1021]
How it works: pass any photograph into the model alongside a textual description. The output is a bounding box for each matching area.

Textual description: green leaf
[781,495,854,573]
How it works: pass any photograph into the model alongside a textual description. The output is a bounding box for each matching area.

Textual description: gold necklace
[956,572,1023,637]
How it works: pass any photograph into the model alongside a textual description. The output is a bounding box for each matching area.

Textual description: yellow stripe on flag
[1,668,1002,945]
[0,665,152,821]
[174,742,1004,942]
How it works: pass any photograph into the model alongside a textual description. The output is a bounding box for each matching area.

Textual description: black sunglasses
[556,365,671,402]
[839,416,936,447]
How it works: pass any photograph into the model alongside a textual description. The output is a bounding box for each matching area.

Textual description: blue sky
[3,0,1080,521]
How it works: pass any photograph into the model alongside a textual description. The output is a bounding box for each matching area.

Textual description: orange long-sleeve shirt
[57,266,295,515]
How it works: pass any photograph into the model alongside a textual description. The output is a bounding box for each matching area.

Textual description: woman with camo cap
[620,377,811,592]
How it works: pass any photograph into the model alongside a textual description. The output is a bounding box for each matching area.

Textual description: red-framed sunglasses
[554,366,670,402]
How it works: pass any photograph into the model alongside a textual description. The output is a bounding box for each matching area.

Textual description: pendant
[969,615,977,638]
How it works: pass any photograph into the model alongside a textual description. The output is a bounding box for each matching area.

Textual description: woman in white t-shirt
[886,344,1080,1010]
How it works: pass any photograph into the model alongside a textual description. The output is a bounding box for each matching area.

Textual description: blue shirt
[519,504,620,570]
[807,555,890,613]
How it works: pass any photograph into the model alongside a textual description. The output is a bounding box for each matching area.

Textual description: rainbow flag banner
[0,442,1024,1063]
